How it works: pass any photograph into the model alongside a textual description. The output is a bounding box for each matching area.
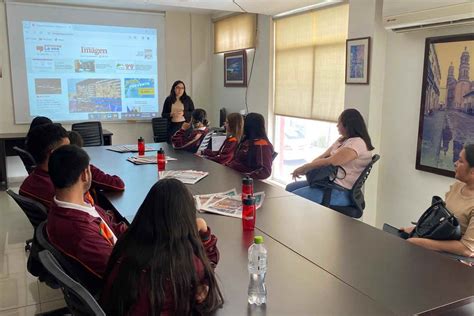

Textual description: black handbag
[306,165,346,188]
[409,196,461,240]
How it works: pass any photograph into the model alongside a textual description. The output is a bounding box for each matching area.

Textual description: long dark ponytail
[102,179,223,315]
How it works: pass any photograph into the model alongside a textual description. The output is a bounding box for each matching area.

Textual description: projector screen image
[22,21,159,121]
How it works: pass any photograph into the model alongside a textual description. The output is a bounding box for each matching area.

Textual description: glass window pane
[272,115,340,185]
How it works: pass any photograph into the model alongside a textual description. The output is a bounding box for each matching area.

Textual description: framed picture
[345,37,370,84]
[416,34,474,177]
[224,50,247,87]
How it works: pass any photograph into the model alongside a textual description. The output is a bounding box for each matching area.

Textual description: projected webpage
[23,21,159,121]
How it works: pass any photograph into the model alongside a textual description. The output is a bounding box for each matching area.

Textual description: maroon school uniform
[47,200,127,278]
[227,138,274,179]
[101,228,219,315]
[19,165,124,209]
[171,127,208,153]
[203,136,238,165]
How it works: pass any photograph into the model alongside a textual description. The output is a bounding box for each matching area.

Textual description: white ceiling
[14,0,340,15]
[11,0,472,16]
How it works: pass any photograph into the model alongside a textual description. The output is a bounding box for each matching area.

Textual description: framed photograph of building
[416,34,474,177]
[224,50,247,87]
[345,37,370,84]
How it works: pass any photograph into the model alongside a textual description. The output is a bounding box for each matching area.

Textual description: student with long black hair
[286,108,374,206]
[227,113,274,179]
[101,178,223,315]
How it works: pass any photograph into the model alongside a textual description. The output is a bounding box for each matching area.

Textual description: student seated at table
[26,116,52,141]
[47,145,128,279]
[19,123,70,208]
[100,178,223,315]
[68,131,125,192]
[286,108,374,206]
[227,113,274,179]
[400,144,474,258]
[171,108,209,153]
[202,112,243,165]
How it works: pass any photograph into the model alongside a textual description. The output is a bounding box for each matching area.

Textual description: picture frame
[345,37,370,84]
[415,34,474,178]
[224,50,247,87]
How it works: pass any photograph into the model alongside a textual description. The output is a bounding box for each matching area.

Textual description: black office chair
[35,221,103,296]
[38,250,106,316]
[152,117,168,143]
[219,107,227,128]
[6,190,48,251]
[13,146,36,174]
[72,122,104,147]
[272,151,279,161]
[320,154,380,218]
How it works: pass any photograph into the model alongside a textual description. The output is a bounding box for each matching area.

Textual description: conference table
[85,144,474,315]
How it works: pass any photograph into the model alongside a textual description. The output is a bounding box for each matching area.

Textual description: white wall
[211,15,273,134]
[0,4,212,144]
[376,25,473,229]
[344,0,387,226]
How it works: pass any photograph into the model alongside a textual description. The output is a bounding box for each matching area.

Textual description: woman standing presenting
[161,80,195,141]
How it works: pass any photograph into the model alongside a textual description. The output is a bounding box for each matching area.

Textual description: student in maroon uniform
[19,124,70,208]
[227,113,274,179]
[101,178,223,315]
[202,112,243,165]
[68,131,125,192]
[46,145,127,279]
[171,108,209,153]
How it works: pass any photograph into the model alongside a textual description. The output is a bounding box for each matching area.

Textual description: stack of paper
[107,144,155,153]
[194,189,265,218]
[159,170,209,184]
[127,155,177,165]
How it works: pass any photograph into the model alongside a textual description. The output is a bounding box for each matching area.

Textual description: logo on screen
[81,47,108,56]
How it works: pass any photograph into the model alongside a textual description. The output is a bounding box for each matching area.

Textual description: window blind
[214,13,256,54]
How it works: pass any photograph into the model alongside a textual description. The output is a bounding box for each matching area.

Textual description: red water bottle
[242,176,254,201]
[138,137,145,156]
[157,148,166,171]
[242,195,256,231]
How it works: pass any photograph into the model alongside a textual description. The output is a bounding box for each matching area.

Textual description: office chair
[13,146,36,174]
[38,250,106,316]
[272,151,279,161]
[35,221,103,296]
[72,122,104,147]
[152,117,168,143]
[6,190,48,251]
[320,154,380,218]
[219,107,227,128]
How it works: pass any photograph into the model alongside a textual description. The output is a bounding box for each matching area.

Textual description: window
[273,4,348,122]
[214,13,256,53]
[272,116,340,185]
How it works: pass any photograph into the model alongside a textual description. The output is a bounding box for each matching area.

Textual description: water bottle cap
[242,176,253,185]
[138,137,144,141]
[254,236,263,244]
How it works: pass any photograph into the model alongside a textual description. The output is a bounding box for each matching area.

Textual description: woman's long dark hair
[168,80,190,104]
[465,143,474,168]
[102,179,223,315]
[339,109,374,150]
[242,113,268,141]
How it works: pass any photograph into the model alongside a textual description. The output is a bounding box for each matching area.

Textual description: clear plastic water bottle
[248,235,267,305]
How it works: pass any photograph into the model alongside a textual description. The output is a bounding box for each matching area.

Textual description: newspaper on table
[127,155,177,165]
[159,170,209,184]
[107,144,155,153]
[194,188,265,218]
